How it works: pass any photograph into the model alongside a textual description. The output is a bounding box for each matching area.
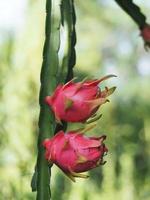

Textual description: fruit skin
[141,25,150,42]
[141,24,150,49]
[45,75,116,123]
[43,130,108,182]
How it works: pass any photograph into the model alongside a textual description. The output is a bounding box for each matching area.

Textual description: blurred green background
[0,0,150,200]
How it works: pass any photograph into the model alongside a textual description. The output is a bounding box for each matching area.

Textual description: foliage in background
[0,0,150,200]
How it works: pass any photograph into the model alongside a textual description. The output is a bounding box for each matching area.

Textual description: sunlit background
[0,0,150,200]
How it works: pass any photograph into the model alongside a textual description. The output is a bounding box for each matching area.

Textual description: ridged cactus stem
[32,0,76,199]
[59,0,76,83]
[34,0,62,199]
[55,0,76,133]
[115,0,146,29]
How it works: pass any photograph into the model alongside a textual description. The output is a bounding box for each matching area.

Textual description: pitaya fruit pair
[43,75,116,181]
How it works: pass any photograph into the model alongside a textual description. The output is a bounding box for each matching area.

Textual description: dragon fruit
[45,74,116,123]
[43,130,108,182]
[141,24,150,49]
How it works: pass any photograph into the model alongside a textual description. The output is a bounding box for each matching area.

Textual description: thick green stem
[115,0,146,29]
[31,0,76,199]
[59,0,76,83]
[33,0,62,199]
[55,0,76,133]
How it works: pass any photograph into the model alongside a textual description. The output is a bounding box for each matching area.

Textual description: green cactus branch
[31,0,76,199]
[55,0,76,133]
[63,0,76,82]
[32,0,62,199]
[114,0,147,29]
[59,0,76,83]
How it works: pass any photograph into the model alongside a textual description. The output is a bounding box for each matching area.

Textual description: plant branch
[31,0,62,199]
[55,0,76,133]
[114,0,147,29]
[32,0,77,199]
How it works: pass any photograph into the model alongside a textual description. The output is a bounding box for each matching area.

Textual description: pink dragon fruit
[45,75,116,123]
[141,24,150,49]
[43,130,108,182]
